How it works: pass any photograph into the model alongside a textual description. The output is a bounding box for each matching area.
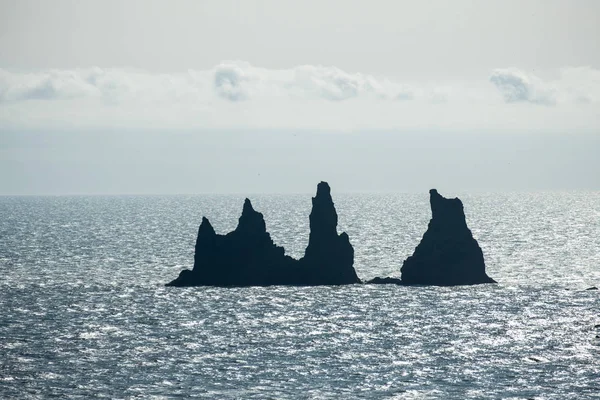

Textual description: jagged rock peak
[166,181,361,287]
[198,216,215,237]
[242,198,254,214]
[300,181,360,285]
[309,181,338,238]
[400,189,495,286]
[429,189,467,226]
[236,198,266,233]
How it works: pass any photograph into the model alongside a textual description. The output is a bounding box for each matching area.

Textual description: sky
[1,0,599,194]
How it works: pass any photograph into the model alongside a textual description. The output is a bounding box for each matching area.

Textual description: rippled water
[1,193,599,399]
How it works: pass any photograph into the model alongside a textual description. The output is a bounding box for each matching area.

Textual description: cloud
[489,68,556,105]
[489,67,600,106]
[288,65,415,101]
[0,62,598,132]
[0,69,96,102]
[214,62,256,101]
[0,62,423,105]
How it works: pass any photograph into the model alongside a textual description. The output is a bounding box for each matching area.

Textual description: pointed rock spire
[197,216,215,238]
[307,181,338,244]
[400,189,495,285]
[301,181,360,285]
[236,198,266,234]
[242,198,254,214]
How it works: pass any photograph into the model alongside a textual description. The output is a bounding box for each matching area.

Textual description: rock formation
[399,189,495,285]
[297,182,360,285]
[365,276,402,285]
[166,182,360,287]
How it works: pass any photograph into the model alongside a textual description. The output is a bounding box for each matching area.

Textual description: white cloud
[287,65,408,101]
[0,62,446,105]
[0,69,95,102]
[489,66,600,106]
[213,62,257,101]
[489,68,556,105]
[0,62,598,132]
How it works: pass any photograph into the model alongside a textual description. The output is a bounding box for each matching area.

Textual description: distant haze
[1,0,599,194]
[2,130,598,195]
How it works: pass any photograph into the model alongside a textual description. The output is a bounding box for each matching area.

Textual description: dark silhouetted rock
[166,182,360,287]
[365,276,402,285]
[585,286,598,290]
[167,199,295,287]
[296,182,360,285]
[399,189,495,286]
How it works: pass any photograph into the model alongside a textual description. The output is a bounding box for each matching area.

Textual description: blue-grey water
[1,192,599,399]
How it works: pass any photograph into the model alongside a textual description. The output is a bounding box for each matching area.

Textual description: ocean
[1,192,599,399]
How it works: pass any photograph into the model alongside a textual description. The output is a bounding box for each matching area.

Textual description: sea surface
[1,192,599,399]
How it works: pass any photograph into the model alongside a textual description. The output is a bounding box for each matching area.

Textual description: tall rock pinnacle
[400,189,496,285]
[306,182,339,249]
[299,182,360,285]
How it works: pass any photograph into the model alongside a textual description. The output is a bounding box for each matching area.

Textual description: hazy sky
[1,0,599,194]
[2,0,599,76]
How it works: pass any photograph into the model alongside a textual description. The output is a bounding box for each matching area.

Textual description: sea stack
[167,198,296,287]
[400,189,495,285]
[297,182,360,285]
[166,181,360,287]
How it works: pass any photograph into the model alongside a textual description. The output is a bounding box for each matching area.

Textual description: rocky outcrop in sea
[166,182,360,287]
[168,185,495,287]
[399,189,496,285]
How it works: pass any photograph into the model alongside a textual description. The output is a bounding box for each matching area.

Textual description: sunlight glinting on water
[1,193,599,398]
